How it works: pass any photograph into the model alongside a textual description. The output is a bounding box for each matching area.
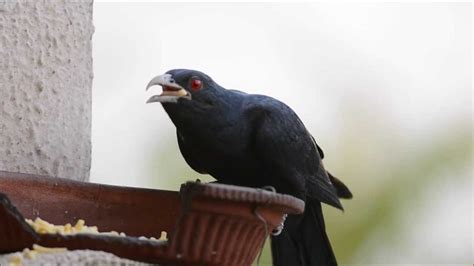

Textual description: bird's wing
[176,130,208,174]
[247,100,342,209]
[311,135,325,159]
[311,134,353,199]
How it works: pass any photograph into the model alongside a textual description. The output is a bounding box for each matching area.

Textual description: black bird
[146,69,352,266]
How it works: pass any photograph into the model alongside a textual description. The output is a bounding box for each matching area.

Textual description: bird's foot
[271,213,288,236]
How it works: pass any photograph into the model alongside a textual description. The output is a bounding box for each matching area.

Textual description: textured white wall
[0,1,93,181]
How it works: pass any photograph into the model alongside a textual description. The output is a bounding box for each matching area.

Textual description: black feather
[328,172,353,199]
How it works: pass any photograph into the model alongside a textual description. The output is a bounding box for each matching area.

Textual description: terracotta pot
[0,171,304,265]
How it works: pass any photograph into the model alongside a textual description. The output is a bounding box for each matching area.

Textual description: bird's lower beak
[146,74,191,103]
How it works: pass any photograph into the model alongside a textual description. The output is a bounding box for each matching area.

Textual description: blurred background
[90,3,472,264]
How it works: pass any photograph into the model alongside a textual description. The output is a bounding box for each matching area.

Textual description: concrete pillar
[0,0,93,181]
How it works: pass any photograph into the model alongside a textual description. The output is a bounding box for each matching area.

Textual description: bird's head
[146,69,218,106]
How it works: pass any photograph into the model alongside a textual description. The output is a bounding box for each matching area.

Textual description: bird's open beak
[146,74,191,103]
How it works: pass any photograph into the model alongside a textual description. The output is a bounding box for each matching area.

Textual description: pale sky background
[91,3,472,264]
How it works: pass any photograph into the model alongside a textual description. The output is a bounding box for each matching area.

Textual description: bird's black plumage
[147,69,352,266]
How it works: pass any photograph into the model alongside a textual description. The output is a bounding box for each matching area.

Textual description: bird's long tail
[271,199,337,266]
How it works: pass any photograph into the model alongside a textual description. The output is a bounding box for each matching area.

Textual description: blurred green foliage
[148,123,472,265]
[326,124,472,263]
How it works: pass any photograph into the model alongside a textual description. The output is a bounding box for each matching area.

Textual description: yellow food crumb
[7,221,166,265]
[22,248,37,259]
[26,217,167,242]
[26,218,99,235]
[31,244,67,253]
[75,219,85,231]
[159,231,168,241]
[7,254,22,266]
[7,245,67,265]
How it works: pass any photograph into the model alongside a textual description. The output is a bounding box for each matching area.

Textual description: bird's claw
[271,213,288,236]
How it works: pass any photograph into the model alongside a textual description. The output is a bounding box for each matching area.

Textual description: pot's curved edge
[180,181,305,214]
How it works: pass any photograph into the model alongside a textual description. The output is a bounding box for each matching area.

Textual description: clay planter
[0,171,304,265]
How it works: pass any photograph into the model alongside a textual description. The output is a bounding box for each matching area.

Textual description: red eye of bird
[191,79,202,91]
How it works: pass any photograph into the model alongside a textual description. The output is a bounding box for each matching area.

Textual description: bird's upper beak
[146,74,191,103]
